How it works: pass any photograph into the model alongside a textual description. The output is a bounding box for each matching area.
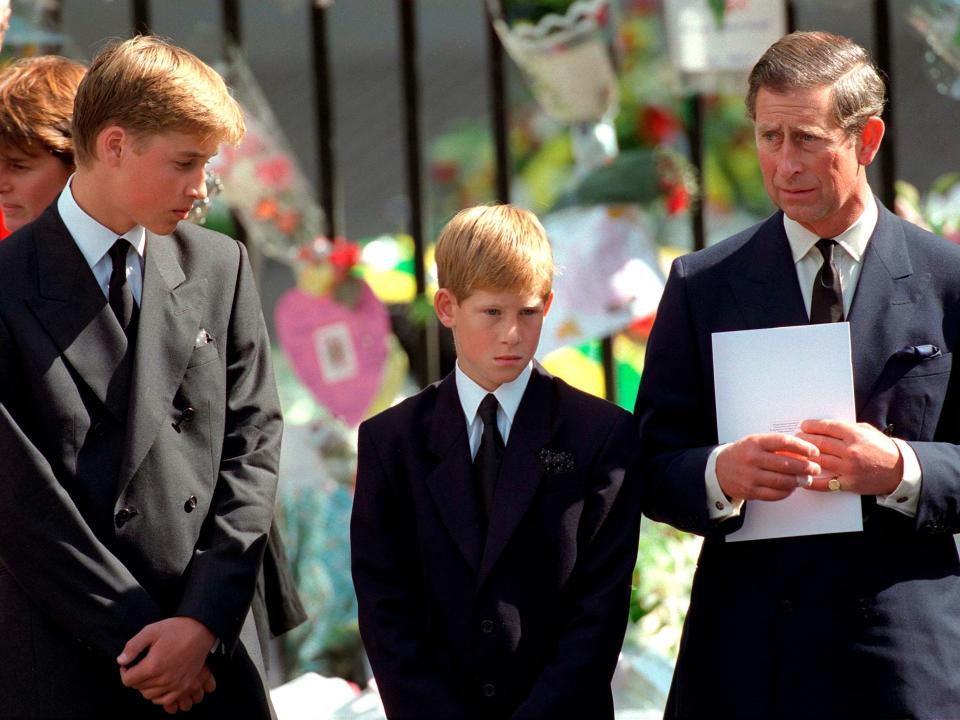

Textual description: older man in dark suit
[636,31,960,718]
[0,37,281,717]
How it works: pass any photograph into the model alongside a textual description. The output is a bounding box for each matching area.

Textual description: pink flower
[255,155,292,190]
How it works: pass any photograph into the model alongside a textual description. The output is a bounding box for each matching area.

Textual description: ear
[434,288,459,329]
[856,116,885,166]
[542,290,554,318]
[97,125,128,167]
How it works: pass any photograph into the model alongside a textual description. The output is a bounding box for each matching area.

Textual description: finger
[121,662,168,691]
[800,418,852,439]
[177,696,193,713]
[140,684,177,701]
[796,432,848,458]
[807,475,849,492]
[200,667,217,694]
[756,469,806,491]
[154,690,183,707]
[164,704,178,715]
[761,452,822,477]
[758,433,820,457]
[814,453,843,475]
[117,625,156,666]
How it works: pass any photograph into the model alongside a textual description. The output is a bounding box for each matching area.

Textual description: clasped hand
[717,419,902,502]
[117,616,217,714]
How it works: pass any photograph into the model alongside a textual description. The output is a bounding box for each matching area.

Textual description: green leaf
[407,294,435,326]
[550,149,662,211]
[708,0,726,29]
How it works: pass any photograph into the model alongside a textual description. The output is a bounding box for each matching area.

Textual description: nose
[187,168,208,201]
[0,168,11,194]
[777,139,804,177]
[503,318,520,345]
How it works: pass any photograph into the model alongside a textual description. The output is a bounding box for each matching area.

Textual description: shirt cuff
[706,443,744,520]
[875,438,921,518]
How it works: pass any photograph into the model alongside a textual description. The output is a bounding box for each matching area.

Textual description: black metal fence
[83,0,903,398]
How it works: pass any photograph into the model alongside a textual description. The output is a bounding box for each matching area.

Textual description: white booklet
[712,322,863,542]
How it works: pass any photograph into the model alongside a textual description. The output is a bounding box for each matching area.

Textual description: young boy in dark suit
[0,36,281,717]
[351,204,642,719]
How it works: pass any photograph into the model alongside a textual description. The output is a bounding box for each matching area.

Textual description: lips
[779,187,815,197]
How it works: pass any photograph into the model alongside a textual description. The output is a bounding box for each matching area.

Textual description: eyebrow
[175,150,215,159]
[757,123,823,135]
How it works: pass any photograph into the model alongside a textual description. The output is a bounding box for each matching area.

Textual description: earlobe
[434,288,459,329]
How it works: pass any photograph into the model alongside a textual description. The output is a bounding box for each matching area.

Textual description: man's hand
[797,419,902,495]
[716,433,822,502]
[117,616,218,713]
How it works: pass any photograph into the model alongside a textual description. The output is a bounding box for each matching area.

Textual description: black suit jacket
[0,205,282,718]
[635,202,960,719]
[351,364,642,719]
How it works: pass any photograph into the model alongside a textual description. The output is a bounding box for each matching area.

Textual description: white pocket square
[195,328,213,348]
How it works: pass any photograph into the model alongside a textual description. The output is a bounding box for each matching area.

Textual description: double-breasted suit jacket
[635,202,960,719]
[0,205,282,718]
[351,364,642,719]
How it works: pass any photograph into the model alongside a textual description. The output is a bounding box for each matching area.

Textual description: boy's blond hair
[0,56,86,163]
[72,35,245,166]
[435,204,553,301]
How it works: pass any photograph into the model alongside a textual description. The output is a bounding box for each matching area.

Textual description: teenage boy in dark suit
[351,204,642,719]
[0,36,281,717]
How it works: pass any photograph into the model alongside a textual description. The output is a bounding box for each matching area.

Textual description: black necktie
[108,239,139,336]
[473,393,504,522]
[810,238,844,324]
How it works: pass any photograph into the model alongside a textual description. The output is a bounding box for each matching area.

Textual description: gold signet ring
[827,477,842,492]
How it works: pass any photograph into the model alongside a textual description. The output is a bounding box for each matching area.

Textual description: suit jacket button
[115,507,139,528]
[480,619,494,634]
[181,407,196,421]
[184,496,198,513]
[90,421,106,438]
[780,599,793,613]
[482,683,496,698]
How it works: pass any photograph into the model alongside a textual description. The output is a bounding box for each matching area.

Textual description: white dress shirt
[455,362,532,459]
[706,194,922,521]
[58,177,146,304]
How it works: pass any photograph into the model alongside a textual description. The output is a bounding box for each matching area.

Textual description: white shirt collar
[784,193,878,265]
[455,361,533,427]
[57,174,146,268]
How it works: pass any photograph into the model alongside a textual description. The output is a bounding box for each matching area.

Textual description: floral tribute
[274,235,394,427]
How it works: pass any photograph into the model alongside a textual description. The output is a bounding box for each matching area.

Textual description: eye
[175,159,197,170]
[483,308,500,316]
[519,308,538,316]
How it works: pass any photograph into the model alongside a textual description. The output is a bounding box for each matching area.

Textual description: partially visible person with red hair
[0,0,14,239]
[0,55,86,238]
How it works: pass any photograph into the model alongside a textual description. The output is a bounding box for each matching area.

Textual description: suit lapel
[118,231,205,496]
[424,374,485,574]
[726,214,809,331]
[478,364,556,586]
[847,203,917,413]
[25,206,131,422]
